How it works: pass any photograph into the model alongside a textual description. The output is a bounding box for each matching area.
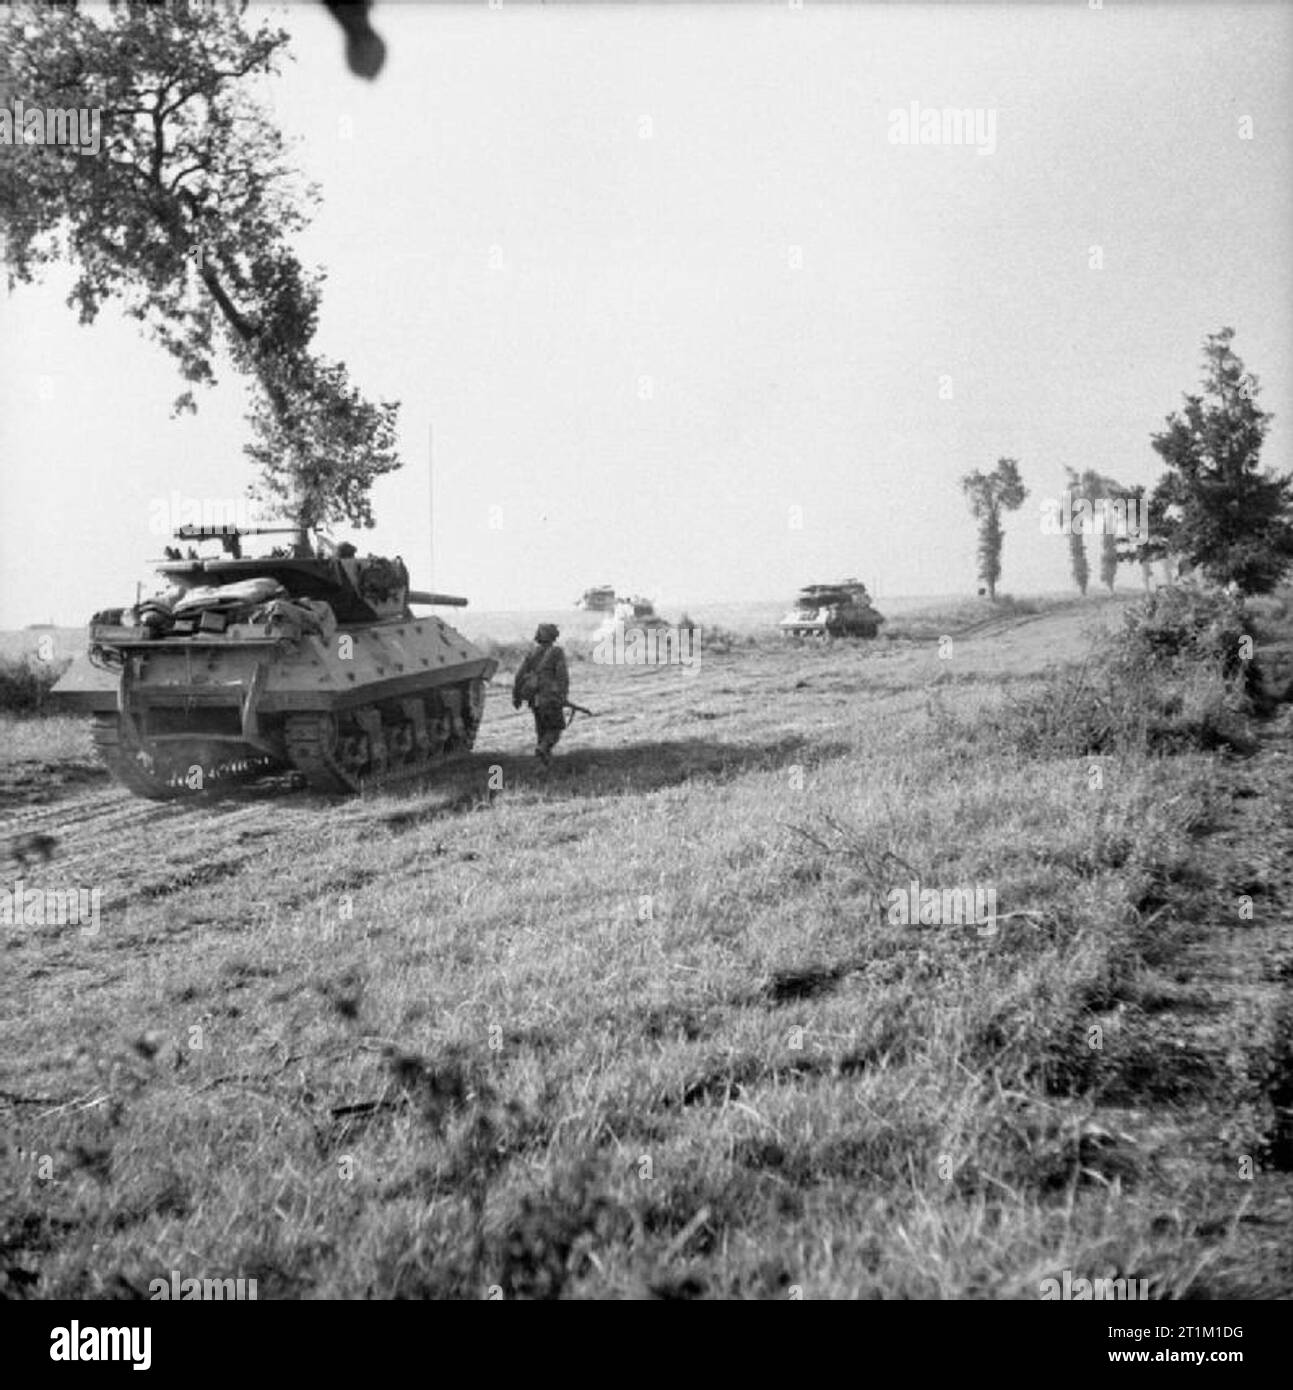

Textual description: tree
[1146,328,1293,594]
[960,458,1027,601]
[1063,467,1090,596]
[0,1,400,536]
[1087,470,1130,595]
[1099,522,1120,594]
[1112,482,1161,584]
[1060,468,1140,596]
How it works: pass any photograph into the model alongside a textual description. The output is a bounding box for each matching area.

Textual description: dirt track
[0,601,1128,894]
[2,595,1291,1299]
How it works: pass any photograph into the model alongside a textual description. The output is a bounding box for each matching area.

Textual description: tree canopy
[1145,328,1293,594]
[0,0,401,534]
[1059,468,1136,596]
[961,457,1028,601]
[1063,467,1091,596]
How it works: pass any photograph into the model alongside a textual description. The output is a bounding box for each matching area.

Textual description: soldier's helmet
[535,623,560,644]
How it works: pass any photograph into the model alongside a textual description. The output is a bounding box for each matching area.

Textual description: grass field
[1,592,1290,1299]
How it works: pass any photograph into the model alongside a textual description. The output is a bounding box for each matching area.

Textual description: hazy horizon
[3,2,1290,626]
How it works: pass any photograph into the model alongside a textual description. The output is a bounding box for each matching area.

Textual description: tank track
[91,713,281,801]
[283,676,488,794]
[782,621,881,639]
[91,676,488,799]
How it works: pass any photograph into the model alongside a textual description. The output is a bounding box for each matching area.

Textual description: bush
[663,614,751,655]
[0,656,71,716]
[698,622,744,655]
[1118,584,1251,681]
[992,594,1042,616]
[1248,588,1290,624]
[987,662,1253,758]
[982,585,1260,757]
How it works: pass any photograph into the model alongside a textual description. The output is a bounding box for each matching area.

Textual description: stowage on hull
[53,533,498,797]
[779,578,885,639]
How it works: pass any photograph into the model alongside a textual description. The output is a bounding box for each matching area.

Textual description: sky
[1,0,1291,625]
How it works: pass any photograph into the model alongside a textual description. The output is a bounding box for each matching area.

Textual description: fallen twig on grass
[34,1090,109,1120]
[0,1088,72,1108]
[660,1205,712,1263]
[195,1036,390,1094]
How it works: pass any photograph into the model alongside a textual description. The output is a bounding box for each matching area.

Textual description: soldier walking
[512,623,569,766]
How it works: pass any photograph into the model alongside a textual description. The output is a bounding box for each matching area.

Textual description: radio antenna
[433,414,439,583]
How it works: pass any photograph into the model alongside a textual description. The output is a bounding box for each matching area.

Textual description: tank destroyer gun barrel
[408,591,468,607]
[172,524,306,559]
[174,525,301,538]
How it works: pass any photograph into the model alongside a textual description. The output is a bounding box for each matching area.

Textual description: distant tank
[52,525,498,797]
[575,585,617,612]
[589,593,670,641]
[613,595,669,627]
[779,578,885,639]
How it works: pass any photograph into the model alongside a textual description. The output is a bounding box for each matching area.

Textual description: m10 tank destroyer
[52,525,498,797]
[575,585,617,612]
[779,578,885,639]
[612,595,668,627]
[591,594,670,642]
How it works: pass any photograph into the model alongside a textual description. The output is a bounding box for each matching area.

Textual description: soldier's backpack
[518,644,556,703]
